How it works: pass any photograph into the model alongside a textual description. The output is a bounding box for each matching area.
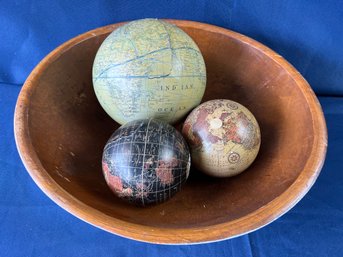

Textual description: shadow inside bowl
[26,25,315,229]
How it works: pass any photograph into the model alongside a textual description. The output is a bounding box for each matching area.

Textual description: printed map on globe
[93,19,206,124]
[102,119,190,206]
[182,100,261,177]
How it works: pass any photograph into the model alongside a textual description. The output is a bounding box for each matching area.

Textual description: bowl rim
[14,19,328,244]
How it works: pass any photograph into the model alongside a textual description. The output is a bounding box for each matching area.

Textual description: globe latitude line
[96,74,206,79]
[94,46,203,82]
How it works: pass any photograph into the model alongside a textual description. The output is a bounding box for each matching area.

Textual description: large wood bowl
[14,20,327,244]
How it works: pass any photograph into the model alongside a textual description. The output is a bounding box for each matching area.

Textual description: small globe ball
[102,119,190,206]
[93,18,206,125]
[182,99,261,177]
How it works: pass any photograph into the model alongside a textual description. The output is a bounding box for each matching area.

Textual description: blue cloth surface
[1,1,343,256]
[1,0,343,95]
[1,86,342,256]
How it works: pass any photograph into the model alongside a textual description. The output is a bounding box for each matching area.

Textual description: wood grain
[14,20,327,244]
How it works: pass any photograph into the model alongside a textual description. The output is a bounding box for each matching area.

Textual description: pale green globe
[92,19,206,125]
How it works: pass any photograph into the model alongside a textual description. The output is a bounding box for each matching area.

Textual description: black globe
[102,119,190,206]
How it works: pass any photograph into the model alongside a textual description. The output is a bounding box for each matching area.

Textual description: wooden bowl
[14,20,327,244]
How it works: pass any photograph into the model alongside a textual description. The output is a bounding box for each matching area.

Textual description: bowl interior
[25,23,315,230]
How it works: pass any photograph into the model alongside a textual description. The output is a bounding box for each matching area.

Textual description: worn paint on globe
[102,119,190,206]
[93,19,206,125]
[182,99,261,177]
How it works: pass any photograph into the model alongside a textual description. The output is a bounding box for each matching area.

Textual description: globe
[93,18,206,125]
[102,119,190,206]
[182,99,261,177]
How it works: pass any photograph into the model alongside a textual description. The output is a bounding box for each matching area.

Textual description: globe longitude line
[167,26,182,123]
[176,136,182,196]
[169,130,175,200]
[123,25,139,58]
[109,125,122,184]
[159,19,172,71]
[127,121,137,197]
[156,121,163,203]
[140,119,152,205]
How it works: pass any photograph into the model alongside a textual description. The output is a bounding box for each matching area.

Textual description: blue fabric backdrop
[1,1,342,256]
